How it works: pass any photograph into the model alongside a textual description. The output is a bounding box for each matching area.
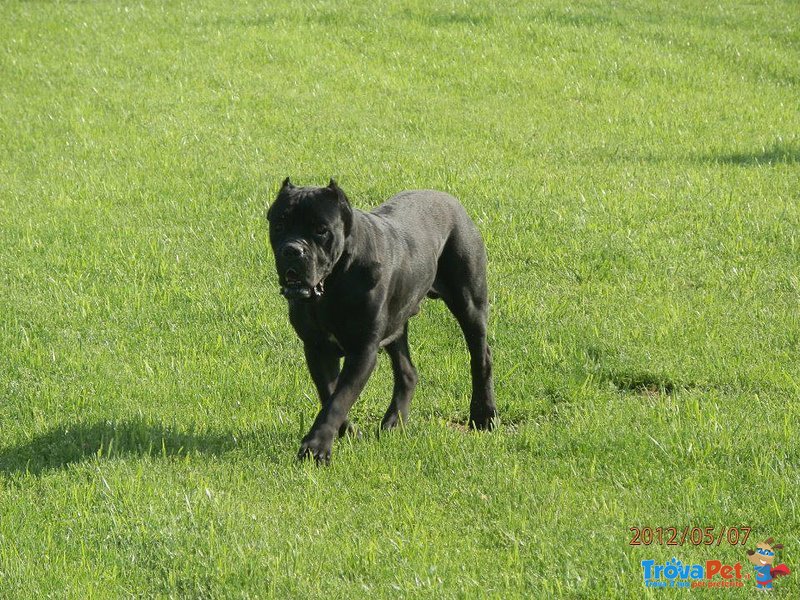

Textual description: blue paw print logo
[662,557,685,580]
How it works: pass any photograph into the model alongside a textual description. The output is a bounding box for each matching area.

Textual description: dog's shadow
[0,419,287,477]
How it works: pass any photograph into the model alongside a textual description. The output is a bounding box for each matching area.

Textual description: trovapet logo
[641,557,745,589]
[746,537,791,590]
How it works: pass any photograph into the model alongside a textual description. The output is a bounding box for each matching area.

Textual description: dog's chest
[326,332,344,350]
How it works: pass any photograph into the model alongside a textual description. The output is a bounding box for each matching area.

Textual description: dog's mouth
[280,268,324,300]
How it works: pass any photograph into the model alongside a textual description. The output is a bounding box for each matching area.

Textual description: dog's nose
[281,243,305,259]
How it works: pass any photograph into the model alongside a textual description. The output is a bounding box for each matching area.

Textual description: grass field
[1,0,799,597]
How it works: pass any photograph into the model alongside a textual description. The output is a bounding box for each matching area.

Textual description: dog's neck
[327,210,376,283]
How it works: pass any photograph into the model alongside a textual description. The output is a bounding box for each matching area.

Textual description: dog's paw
[469,406,498,431]
[380,411,407,430]
[338,420,360,438]
[297,428,335,465]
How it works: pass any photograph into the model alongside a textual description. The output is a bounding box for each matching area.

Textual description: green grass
[1,0,799,597]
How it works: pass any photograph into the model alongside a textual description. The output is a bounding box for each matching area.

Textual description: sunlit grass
[1,0,798,597]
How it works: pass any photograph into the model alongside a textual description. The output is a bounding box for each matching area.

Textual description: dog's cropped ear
[773,543,784,550]
[765,537,775,545]
[328,178,353,236]
[267,177,293,221]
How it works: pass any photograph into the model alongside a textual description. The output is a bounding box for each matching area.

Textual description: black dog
[267,178,496,463]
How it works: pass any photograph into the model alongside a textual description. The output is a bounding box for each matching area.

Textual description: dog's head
[747,538,783,567]
[267,177,353,300]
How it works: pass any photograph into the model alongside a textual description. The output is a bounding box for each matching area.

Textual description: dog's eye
[314,226,328,236]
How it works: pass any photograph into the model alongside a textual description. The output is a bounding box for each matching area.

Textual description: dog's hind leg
[434,236,497,429]
[381,323,419,430]
[448,296,497,430]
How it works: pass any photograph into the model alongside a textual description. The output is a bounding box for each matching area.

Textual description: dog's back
[371,190,485,265]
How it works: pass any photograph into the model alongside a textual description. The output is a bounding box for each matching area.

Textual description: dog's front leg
[298,346,378,464]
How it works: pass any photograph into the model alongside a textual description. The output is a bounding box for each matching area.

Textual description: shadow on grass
[0,419,287,477]
[401,8,494,27]
[605,372,679,396]
[539,8,619,28]
[707,142,800,166]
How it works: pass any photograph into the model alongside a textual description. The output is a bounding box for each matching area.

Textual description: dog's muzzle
[280,268,325,300]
